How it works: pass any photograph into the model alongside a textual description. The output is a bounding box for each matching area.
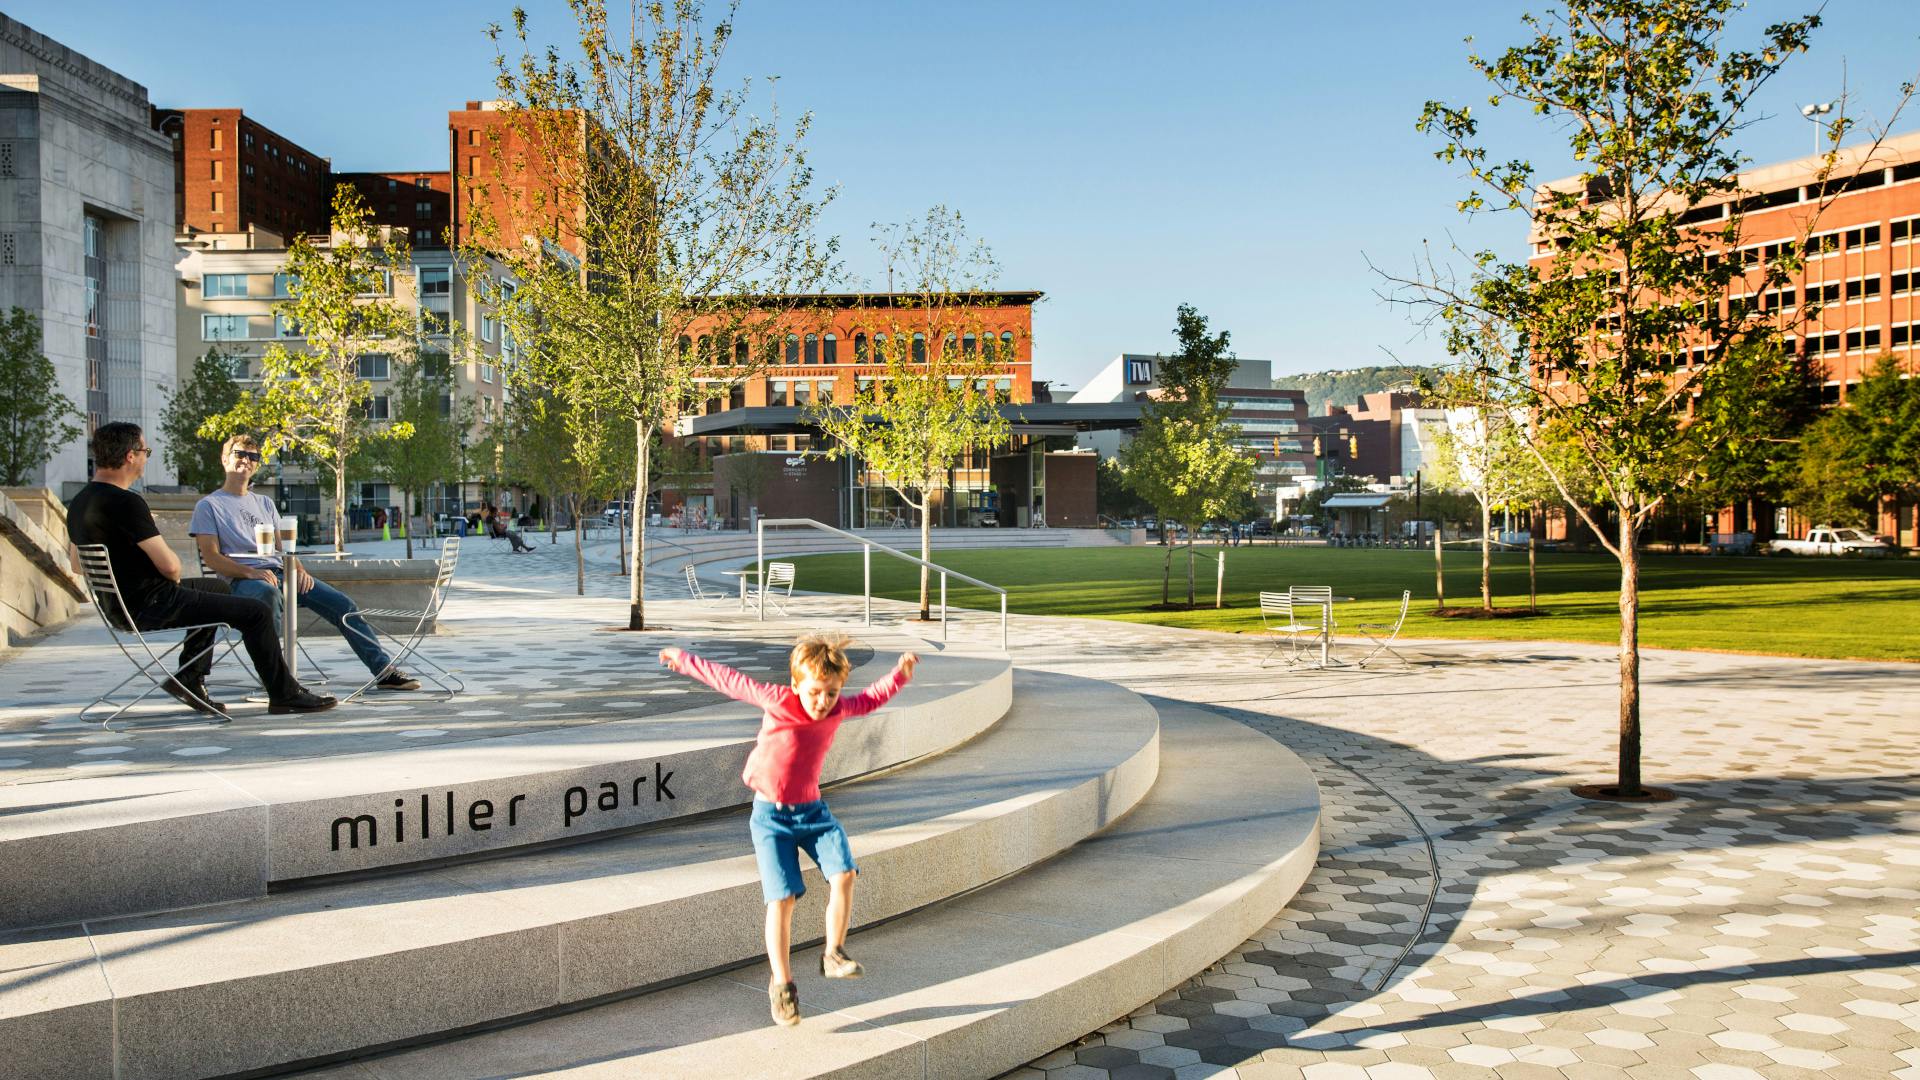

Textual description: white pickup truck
[1769,526,1890,557]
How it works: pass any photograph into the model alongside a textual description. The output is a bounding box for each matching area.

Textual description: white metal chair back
[1257,591,1320,667]
[339,535,463,703]
[766,562,796,589]
[76,545,138,633]
[683,564,713,601]
[1357,589,1414,668]
[1289,585,1333,604]
[74,544,242,727]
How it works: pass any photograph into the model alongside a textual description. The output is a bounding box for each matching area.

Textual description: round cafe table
[280,550,353,667]
[720,567,760,612]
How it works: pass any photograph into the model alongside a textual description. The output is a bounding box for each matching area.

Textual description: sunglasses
[233,450,263,463]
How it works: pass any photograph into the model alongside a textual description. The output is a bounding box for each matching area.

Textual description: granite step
[300,699,1321,1080]
[0,669,1159,1080]
[0,640,1011,930]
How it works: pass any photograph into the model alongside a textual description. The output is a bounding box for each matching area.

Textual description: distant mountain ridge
[1270,364,1442,416]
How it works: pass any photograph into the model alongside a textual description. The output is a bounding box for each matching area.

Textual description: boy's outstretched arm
[659,647,785,710]
[840,651,917,718]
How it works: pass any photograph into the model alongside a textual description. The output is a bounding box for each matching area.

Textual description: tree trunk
[1528,536,1537,614]
[550,490,558,543]
[333,458,347,554]
[1616,513,1643,796]
[1480,499,1493,611]
[616,506,628,575]
[918,495,932,621]
[628,419,648,630]
[1161,528,1173,606]
[572,492,585,596]
[403,487,414,559]
[1433,525,1444,610]
[1185,536,1195,607]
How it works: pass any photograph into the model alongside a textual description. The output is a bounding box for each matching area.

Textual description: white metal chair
[196,550,331,687]
[1289,584,1336,655]
[341,536,464,702]
[1258,592,1323,668]
[758,561,796,615]
[1357,589,1413,668]
[683,563,721,603]
[74,545,237,729]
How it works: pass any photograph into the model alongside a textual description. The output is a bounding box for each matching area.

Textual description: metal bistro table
[281,550,353,667]
[1304,595,1356,668]
[719,567,760,612]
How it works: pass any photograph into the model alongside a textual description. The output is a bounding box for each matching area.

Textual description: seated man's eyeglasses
[233,449,263,464]
[131,446,155,458]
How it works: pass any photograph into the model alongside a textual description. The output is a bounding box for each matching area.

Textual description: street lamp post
[1801,101,1835,155]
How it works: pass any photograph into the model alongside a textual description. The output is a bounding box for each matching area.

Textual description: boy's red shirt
[666,650,912,804]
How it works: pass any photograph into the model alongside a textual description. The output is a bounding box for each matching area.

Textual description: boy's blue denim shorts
[750,797,857,904]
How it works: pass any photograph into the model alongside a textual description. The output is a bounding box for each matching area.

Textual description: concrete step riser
[0,653,1010,931]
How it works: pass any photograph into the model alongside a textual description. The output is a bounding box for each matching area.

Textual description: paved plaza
[3,536,1916,1079]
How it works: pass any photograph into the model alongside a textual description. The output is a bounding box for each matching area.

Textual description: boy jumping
[659,634,917,1028]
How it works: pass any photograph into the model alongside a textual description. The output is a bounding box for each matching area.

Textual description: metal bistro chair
[1357,589,1413,668]
[341,536,464,703]
[75,545,237,729]
[1258,592,1323,668]
[758,561,797,615]
[196,550,331,688]
[683,563,722,603]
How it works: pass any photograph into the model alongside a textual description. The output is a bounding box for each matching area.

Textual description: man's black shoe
[163,677,228,715]
[376,669,422,692]
[269,688,338,714]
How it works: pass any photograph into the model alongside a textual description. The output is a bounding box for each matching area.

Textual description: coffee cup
[278,516,298,552]
[253,522,275,557]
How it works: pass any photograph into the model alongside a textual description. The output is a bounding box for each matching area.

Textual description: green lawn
[780,545,1920,662]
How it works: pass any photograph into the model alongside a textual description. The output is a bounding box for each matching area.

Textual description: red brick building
[335,171,452,249]
[150,108,331,238]
[1532,132,1920,545]
[448,100,585,259]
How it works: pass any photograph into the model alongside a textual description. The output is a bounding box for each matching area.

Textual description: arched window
[1000,331,1015,356]
[734,337,749,366]
[823,333,838,364]
[696,335,712,364]
[804,333,818,365]
[942,333,957,357]
[873,333,888,362]
[963,332,977,355]
[911,332,927,363]
[677,334,693,359]
[784,334,800,364]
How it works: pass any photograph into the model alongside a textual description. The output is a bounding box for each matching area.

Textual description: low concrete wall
[0,488,87,649]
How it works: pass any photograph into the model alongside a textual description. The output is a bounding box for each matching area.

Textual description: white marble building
[0,14,176,494]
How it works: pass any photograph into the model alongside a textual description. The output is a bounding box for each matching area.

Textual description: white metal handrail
[756,518,1009,650]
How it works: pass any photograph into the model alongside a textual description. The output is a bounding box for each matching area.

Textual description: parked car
[1769,526,1889,557]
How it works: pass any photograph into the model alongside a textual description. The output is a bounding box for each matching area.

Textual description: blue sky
[12,1,1920,388]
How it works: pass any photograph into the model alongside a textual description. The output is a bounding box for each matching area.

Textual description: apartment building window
[210,191,224,213]
[1892,322,1916,347]
[416,177,432,188]
[734,337,749,365]
[203,314,249,341]
[413,228,434,246]
[771,380,790,405]
[202,274,248,298]
[784,334,799,364]
[1846,327,1881,353]
[273,272,298,298]
[210,128,222,151]
[1893,271,1916,296]
[415,201,432,220]
[1000,331,1016,356]
[1127,359,1153,384]
[243,132,254,150]
[386,178,398,191]
[818,379,835,403]
[365,395,391,421]
[417,266,451,296]
[872,334,887,362]
[823,333,837,363]
[355,270,392,297]
[852,334,867,362]
[481,361,495,384]
[803,334,818,364]
[274,314,301,339]
[467,129,479,146]
[962,332,977,355]
[420,310,450,336]
[210,161,222,181]
[1892,217,1919,244]
[356,354,390,380]
[911,333,927,363]
[480,314,496,342]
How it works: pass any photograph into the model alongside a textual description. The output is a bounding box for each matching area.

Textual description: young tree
[367,357,463,558]
[202,186,419,551]
[808,208,1015,619]
[1118,304,1256,607]
[1424,395,1554,610]
[1393,0,1912,797]
[503,382,576,546]
[0,307,82,487]
[159,348,243,493]
[469,0,836,630]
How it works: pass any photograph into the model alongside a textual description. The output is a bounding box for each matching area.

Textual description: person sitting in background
[66,423,335,715]
[490,504,534,553]
[190,435,420,692]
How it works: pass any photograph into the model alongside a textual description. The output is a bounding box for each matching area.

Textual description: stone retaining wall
[0,487,86,650]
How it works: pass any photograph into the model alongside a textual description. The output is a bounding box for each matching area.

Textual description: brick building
[448,100,584,258]
[1534,131,1920,544]
[335,171,451,250]
[150,108,330,239]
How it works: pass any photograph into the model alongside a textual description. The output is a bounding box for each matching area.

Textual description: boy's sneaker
[821,948,863,979]
[769,979,800,1027]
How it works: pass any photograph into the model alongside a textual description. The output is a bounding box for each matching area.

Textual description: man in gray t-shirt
[191,436,419,692]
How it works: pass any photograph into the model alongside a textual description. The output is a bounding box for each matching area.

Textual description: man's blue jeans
[229,577,394,677]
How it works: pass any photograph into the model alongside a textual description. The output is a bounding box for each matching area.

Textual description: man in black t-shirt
[66,422,335,716]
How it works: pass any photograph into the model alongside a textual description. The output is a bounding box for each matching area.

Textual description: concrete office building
[0,14,177,493]
[1071,354,1312,496]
